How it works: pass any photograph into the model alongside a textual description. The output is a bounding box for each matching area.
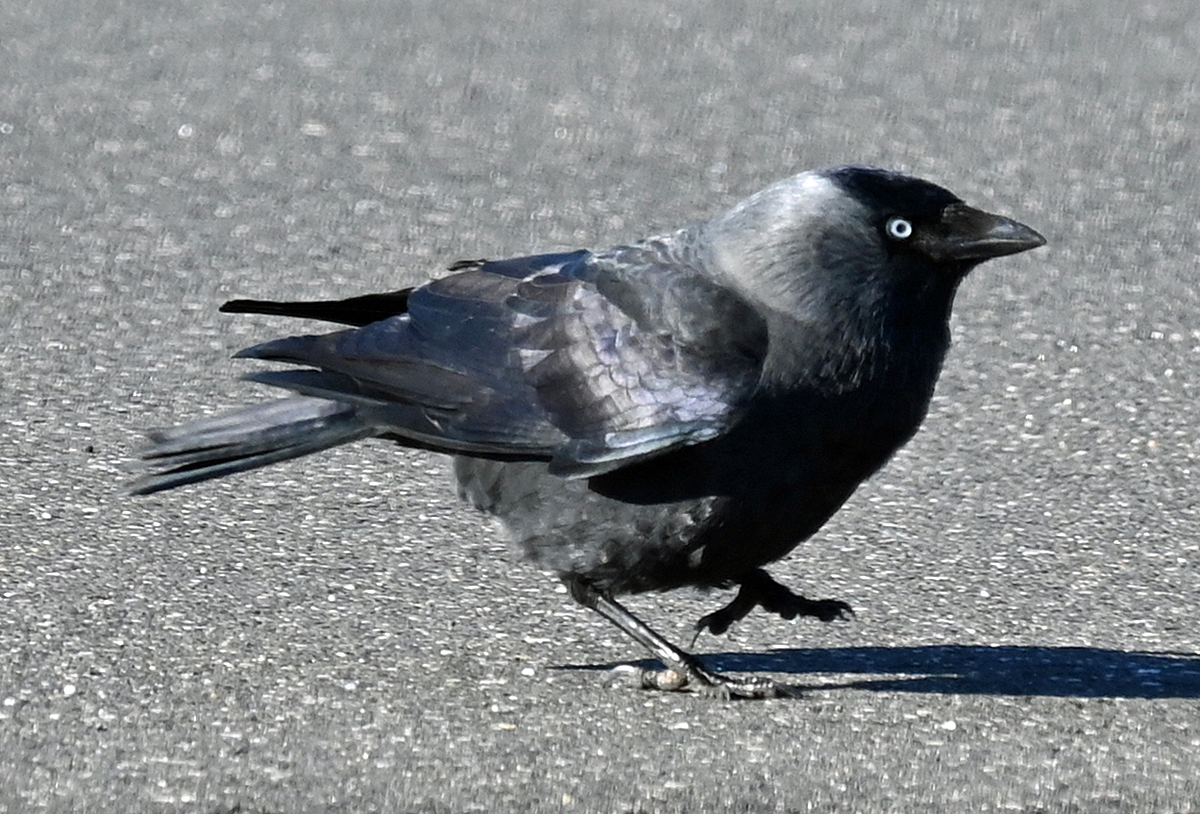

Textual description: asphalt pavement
[2,0,1199,811]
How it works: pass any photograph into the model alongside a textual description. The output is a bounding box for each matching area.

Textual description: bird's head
[705,166,1046,389]
[822,165,1046,271]
[707,166,1045,322]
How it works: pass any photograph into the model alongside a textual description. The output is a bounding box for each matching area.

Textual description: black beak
[921,202,1046,263]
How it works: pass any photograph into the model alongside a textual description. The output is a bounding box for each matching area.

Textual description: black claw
[777,600,854,624]
[692,607,739,639]
[798,598,855,623]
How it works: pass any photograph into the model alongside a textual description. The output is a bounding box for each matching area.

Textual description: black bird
[133,167,1045,698]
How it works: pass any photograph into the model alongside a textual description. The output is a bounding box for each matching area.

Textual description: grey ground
[2,1,1199,811]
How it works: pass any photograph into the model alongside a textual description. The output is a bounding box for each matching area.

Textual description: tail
[130,396,374,495]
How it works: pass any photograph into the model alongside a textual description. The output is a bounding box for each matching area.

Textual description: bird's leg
[693,568,853,641]
[564,576,784,699]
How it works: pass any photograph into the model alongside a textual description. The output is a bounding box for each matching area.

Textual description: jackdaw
[133,166,1045,698]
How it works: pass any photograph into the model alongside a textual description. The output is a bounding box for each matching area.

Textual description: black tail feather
[130,396,373,494]
[220,289,413,327]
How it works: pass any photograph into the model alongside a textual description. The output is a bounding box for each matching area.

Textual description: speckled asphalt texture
[2,1,1199,812]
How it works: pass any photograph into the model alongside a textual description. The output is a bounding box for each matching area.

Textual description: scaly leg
[564,576,785,699]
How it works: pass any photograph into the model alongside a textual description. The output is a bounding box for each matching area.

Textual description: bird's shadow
[564,645,1200,699]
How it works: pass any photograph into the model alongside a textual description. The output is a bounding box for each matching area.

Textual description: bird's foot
[693,570,855,642]
[604,662,796,700]
[568,577,799,700]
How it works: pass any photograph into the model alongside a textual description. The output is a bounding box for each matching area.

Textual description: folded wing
[143,243,770,488]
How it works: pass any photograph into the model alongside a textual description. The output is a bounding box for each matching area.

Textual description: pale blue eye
[886,217,913,240]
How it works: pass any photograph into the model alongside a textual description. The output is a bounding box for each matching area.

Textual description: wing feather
[229,243,768,476]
